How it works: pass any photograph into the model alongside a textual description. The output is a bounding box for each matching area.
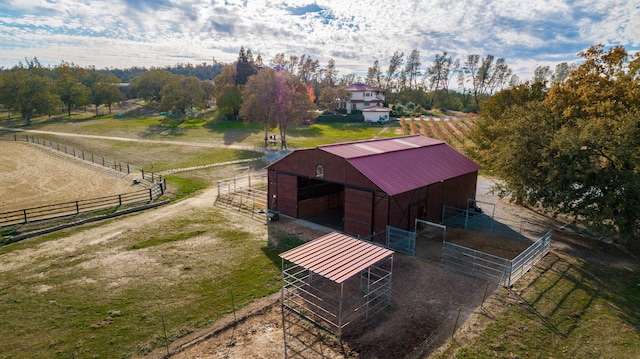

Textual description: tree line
[469,45,640,248]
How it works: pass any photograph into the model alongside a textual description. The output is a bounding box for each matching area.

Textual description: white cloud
[0,0,637,80]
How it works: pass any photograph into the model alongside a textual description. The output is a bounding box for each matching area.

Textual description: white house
[362,106,392,123]
[341,84,385,114]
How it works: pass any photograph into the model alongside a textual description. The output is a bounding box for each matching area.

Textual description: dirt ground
[0,141,141,213]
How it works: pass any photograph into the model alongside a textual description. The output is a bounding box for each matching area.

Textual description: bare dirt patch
[0,141,141,213]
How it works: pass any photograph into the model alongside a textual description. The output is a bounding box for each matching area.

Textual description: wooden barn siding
[269,149,378,190]
[344,188,373,237]
[373,191,390,238]
[426,182,445,223]
[387,171,479,231]
[273,172,298,217]
[443,172,478,209]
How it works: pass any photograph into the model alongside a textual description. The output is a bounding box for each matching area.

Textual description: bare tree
[405,49,422,89]
[385,51,404,92]
[366,59,383,87]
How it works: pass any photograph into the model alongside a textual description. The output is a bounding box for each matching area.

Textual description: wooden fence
[0,185,164,227]
[13,134,131,174]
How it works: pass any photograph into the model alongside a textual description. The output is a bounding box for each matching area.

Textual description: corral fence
[13,134,132,175]
[1,136,167,228]
[214,172,268,220]
[441,200,552,288]
[0,185,164,228]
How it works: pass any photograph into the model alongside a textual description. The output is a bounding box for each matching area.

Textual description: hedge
[315,114,365,123]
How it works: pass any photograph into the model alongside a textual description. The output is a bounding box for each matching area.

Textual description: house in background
[341,83,385,114]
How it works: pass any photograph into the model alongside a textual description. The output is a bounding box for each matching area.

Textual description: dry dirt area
[0,141,141,212]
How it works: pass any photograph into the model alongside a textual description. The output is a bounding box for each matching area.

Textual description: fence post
[92,153,94,163]
[73,148,76,157]
[13,134,16,141]
[65,145,67,154]
[23,209,27,224]
[141,169,145,179]
[127,164,130,174]
[82,150,84,160]
[102,157,105,166]
[118,194,122,206]
[75,201,79,214]
[149,188,153,201]
[57,143,60,151]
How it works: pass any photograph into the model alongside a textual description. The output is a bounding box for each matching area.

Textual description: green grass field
[435,251,640,359]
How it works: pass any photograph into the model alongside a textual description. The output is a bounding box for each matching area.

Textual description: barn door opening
[297,177,344,231]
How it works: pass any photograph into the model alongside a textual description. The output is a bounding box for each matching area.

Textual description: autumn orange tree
[470,45,640,247]
[240,68,315,148]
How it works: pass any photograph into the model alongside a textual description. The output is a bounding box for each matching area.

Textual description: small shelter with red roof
[267,135,481,240]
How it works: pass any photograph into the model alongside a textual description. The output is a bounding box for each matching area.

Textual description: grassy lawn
[435,251,640,359]
[0,206,299,358]
[1,109,401,151]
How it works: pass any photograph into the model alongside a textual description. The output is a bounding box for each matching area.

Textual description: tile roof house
[341,83,385,114]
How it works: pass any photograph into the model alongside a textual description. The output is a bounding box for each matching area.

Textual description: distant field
[0,141,140,213]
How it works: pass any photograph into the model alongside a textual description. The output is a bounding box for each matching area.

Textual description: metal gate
[386,225,416,255]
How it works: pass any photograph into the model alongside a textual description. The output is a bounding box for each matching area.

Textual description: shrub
[315,114,364,123]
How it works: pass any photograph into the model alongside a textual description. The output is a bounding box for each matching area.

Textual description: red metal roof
[279,232,394,284]
[319,135,481,196]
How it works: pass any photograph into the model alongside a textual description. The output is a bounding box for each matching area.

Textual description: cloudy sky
[0,0,638,81]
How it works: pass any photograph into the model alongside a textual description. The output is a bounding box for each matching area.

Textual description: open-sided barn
[267,135,481,239]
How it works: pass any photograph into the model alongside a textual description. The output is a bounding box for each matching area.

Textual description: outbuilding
[362,106,392,123]
[267,135,481,240]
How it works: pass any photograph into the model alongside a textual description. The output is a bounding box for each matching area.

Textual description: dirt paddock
[0,141,141,213]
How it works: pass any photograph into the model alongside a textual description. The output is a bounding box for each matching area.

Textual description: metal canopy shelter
[279,231,394,349]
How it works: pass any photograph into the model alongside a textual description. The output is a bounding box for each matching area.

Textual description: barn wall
[372,191,389,237]
[344,188,373,237]
[269,171,298,217]
[268,149,378,190]
[443,172,478,210]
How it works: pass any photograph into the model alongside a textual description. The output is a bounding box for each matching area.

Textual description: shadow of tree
[516,253,640,339]
[139,116,187,138]
[204,119,261,145]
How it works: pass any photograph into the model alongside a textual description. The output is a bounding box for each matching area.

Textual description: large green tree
[159,76,209,115]
[470,45,640,246]
[129,69,177,103]
[0,68,60,125]
[214,64,242,119]
[55,74,90,116]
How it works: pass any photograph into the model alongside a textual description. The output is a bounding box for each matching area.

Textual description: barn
[267,135,481,240]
